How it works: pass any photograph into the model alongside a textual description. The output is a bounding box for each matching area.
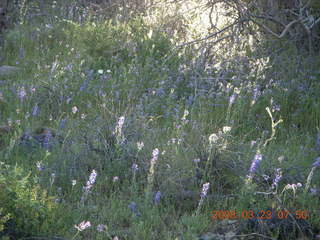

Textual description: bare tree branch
[252,18,301,39]
[177,19,247,48]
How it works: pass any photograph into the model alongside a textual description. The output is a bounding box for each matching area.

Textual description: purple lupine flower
[229,93,237,105]
[200,182,210,198]
[65,64,73,72]
[186,95,194,106]
[59,118,67,129]
[272,168,282,189]
[87,169,97,185]
[154,191,161,205]
[150,148,159,165]
[316,132,320,151]
[96,224,107,232]
[193,158,200,163]
[80,80,88,91]
[128,202,141,217]
[18,86,27,101]
[42,129,53,149]
[152,148,159,158]
[312,157,320,168]
[99,90,106,97]
[310,188,318,196]
[252,87,259,102]
[132,163,139,172]
[86,69,94,80]
[32,104,39,116]
[81,170,98,203]
[196,182,210,214]
[249,154,263,174]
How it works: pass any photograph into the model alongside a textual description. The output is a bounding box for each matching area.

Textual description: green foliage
[1,1,320,239]
[75,17,178,69]
[0,162,65,238]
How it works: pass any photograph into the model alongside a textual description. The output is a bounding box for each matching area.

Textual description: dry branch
[177,19,247,48]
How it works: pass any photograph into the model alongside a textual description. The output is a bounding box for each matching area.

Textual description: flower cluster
[271,168,282,189]
[150,148,159,165]
[154,191,161,205]
[249,153,263,174]
[132,163,139,172]
[32,104,39,116]
[282,182,302,197]
[81,169,97,204]
[146,148,160,200]
[113,116,125,135]
[196,182,210,215]
[137,141,144,151]
[200,182,210,199]
[128,201,141,217]
[181,109,189,125]
[18,86,27,101]
[96,224,107,232]
[113,116,125,144]
[75,221,91,231]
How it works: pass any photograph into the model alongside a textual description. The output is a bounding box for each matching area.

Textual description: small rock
[0,65,21,76]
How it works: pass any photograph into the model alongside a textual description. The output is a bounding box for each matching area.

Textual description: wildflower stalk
[263,107,283,148]
[226,89,239,124]
[80,170,97,205]
[71,231,80,240]
[304,167,316,195]
[145,148,159,202]
[19,0,28,25]
[72,221,91,240]
[113,116,125,145]
[195,182,210,215]
[245,150,263,185]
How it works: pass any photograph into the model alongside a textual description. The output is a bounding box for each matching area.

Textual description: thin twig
[176,19,247,48]
[253,18,301,39]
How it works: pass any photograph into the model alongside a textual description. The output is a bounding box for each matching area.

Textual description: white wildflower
[223,126,232,133]
[72,106,78,114]
[75,221,91,231]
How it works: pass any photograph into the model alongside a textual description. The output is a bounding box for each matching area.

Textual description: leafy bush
[0,162,65,239]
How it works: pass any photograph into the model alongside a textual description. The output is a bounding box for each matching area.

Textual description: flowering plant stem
[71,231,80,240]
[263,107,283,148]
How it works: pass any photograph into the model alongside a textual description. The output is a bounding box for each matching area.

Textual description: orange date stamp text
[211,209,309,220]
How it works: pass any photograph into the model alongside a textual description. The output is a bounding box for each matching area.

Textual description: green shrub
[0,162,65,239]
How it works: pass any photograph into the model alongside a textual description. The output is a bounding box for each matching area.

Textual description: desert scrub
[0,162,67,239]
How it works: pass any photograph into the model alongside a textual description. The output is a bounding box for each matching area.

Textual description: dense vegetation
[0,0,319,239]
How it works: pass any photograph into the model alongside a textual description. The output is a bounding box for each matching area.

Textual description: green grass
[0,8,319,240]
